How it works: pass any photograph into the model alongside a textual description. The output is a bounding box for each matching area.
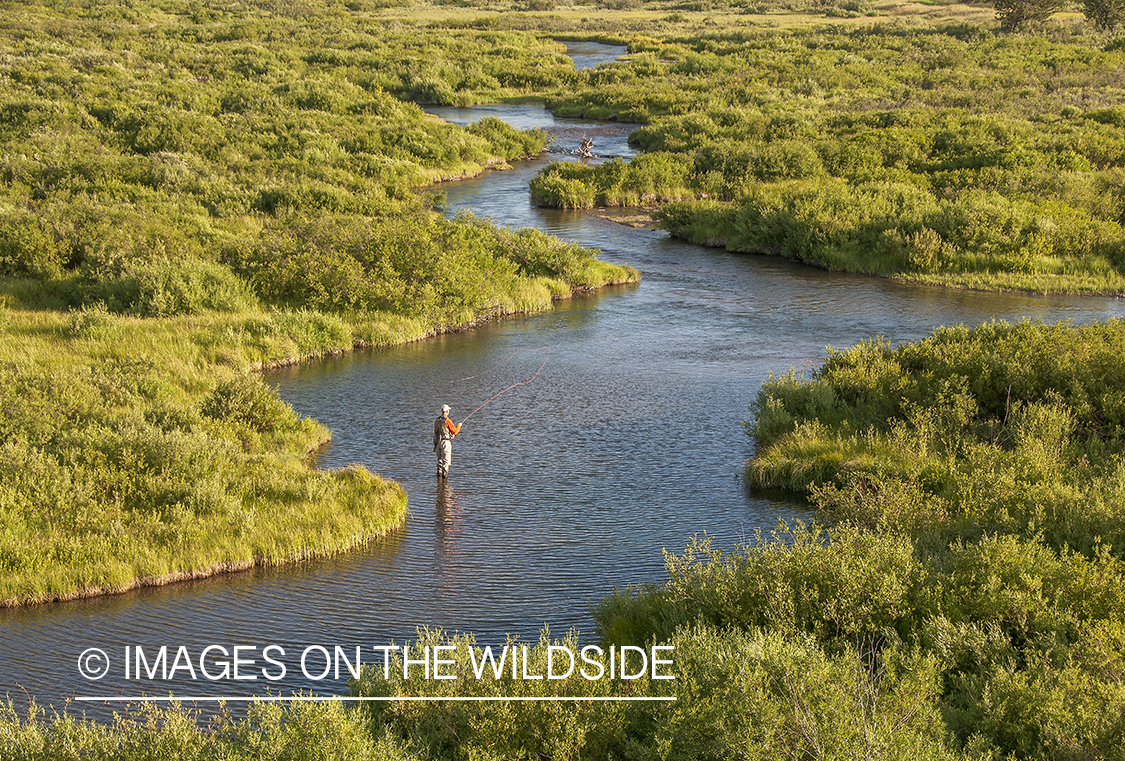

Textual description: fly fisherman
[433,404,462,478]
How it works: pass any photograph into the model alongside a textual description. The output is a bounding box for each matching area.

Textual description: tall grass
[659,179,1125,293]
[0,306,408,606]
[531,155,696,208]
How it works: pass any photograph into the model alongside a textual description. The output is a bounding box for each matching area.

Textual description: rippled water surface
[4,76,1125,713]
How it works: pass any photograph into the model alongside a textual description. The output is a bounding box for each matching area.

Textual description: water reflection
[434,478,463,558]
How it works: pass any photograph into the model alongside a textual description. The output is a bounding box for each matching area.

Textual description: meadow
[2,0,1124,758]
[0,0,637,606]
[530,17,1125,293]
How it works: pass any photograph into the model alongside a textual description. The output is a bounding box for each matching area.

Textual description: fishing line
[458,347,550,425]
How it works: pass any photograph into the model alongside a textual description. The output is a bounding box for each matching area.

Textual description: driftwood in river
[547,135,610,159]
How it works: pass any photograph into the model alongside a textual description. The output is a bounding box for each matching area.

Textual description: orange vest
[434,414,460,446]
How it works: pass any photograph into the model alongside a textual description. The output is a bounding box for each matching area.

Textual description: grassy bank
[0,213,636,607]
[0,300,404,607]
[747,318,1125,552]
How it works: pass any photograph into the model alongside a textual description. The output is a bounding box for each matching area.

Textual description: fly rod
[458,347,550,426]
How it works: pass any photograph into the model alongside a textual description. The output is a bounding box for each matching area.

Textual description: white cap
[442,404,450,413]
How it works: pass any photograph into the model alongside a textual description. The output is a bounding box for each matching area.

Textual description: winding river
[3,44,1125,713]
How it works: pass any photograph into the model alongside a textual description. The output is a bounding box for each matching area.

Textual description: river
[3,43,1125,713]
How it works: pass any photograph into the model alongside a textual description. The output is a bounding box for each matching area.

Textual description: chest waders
[434,414,455,477]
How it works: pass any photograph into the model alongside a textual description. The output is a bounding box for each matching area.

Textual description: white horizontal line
[76,695,676,703]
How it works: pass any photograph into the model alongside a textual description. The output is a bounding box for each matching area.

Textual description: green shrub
[529,163,597,208]
[466,116,547,159]
[200,374,298,434]
[66,301,123,340]
[657,199,741,245]
[747,318,1125,547]
[0,698,407,759]
[0,209,69,279]
[120,259,259,317]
